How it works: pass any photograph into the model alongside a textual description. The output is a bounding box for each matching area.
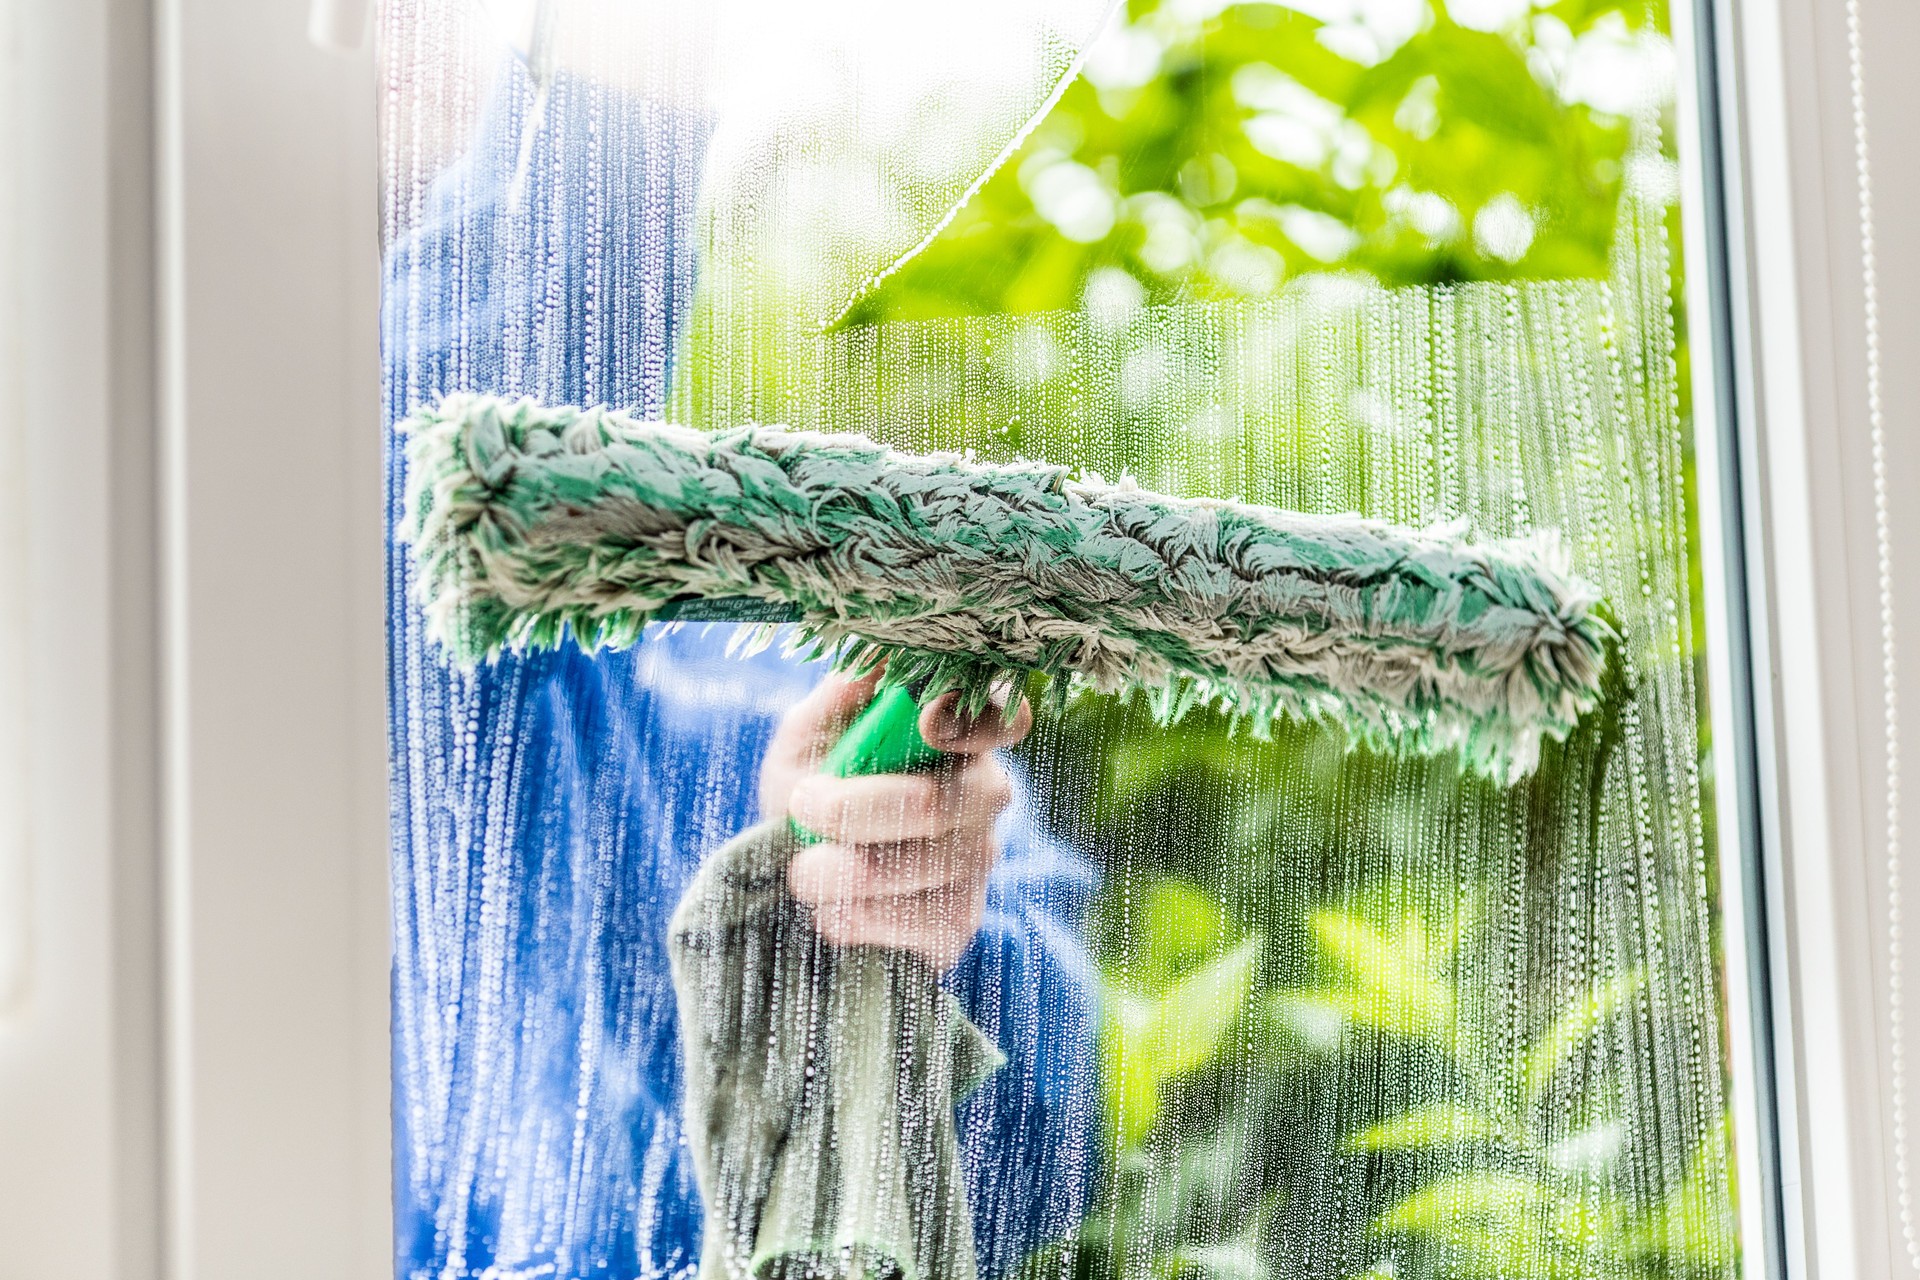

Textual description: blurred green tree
[846,0,1671,327]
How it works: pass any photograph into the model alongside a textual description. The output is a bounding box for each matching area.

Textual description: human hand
[761,669,1034,970]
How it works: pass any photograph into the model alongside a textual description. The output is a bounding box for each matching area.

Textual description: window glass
[379,3,1736,1279]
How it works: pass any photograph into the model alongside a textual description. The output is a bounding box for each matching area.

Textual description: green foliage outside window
[848,0,1666,326]
[686,0,1733,1275]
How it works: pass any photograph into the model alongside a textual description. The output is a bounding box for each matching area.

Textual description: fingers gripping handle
[791,685,948,845]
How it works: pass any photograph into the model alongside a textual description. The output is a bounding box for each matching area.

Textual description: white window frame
[3,0,1916,1277]
[1678,0,1920,1276]
[0,0,390,1275]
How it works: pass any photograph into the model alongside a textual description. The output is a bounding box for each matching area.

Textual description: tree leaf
[1344,1102,1503,1151]
[1309,910,1456,1042]
[1522,968,1644,1102]
[1157,1240,1269,1280]
[1105,937,1262,1146]
[1376,1169,1549,1234]
[1141,879,1233,990]
[1374,1172,1563,1276]
[1151,936,1262,1075]
[1104,990,1168,1149]
[1542,1118,1624,1174]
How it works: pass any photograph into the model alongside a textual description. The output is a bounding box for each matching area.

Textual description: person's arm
[760,669,1033,969]
[758,674,1102,1275]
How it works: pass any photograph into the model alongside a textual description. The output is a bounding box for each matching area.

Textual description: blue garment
[382,60,1102,1280]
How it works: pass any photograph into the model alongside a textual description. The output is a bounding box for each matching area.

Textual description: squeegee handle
[790,684,947,844]
[821,683,947,778]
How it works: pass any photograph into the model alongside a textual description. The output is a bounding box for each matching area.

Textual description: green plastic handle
[822,683,946,778]
[791,684,947,844]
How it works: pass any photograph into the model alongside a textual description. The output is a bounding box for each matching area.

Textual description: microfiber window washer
[399,392,1612,1280]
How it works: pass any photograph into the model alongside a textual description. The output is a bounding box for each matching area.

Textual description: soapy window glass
[378,2,1737,1279]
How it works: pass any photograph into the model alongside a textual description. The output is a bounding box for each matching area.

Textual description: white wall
[0,1,152,1273]
[0,0,390,1275]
